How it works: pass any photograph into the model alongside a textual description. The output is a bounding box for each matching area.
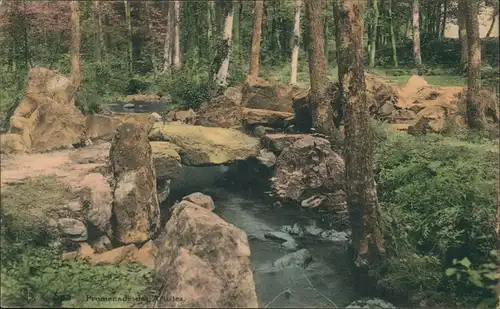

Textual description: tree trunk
[388,0,398,68]
[465,0,486,129]
[213,0,234,88]
[337,0,385,269]
[233,1,241,61]
[458,0,468,72]
[412,0,422,68]
[92,1,102,62]
[440,0,448,39]
[248,0,264,80]
[207,0,214,51]
[70,0,82,93]
[369,0,379,67]
[145,1,156,76]
[172,0,181,70]
[163,2,174,73]
[324,1,329,67]
[305,0,335,137]
[124,0,133,72]
[486,7,498,37]
[290,0,302,85]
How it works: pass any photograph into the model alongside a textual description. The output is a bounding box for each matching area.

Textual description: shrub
[372,125,498,306]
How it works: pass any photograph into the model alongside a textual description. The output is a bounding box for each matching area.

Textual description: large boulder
[242,108,294,128]
[196,95,243,128]
[154,193,258,308]
[148,123,260,165]
[8,68,87,152]
[166,109,197,124]
[109,122,161,244]
[150,142,182,179]
[25,99,86,152]
[241,80,302,113]
[271,135,348,229]
[85,113,157,143]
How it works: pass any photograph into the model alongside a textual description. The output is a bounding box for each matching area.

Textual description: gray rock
[280,240,298,251]
[157,179,171,204]
[58,218,87,241]
[319,229,349,242]
[66,201,83,213]
[256,149,277,168]
[279,223,304,236]
[304,224,324,236]
[264,231,295,243]
[123,103,135,109]
[273,249,312,269]
[346,298,396,308]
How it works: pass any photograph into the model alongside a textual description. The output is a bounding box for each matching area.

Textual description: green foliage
[155,64,216,110]
[445,251,499,308]
[0,244,153,308]
[372,125,499,306]
[0,176,153,308]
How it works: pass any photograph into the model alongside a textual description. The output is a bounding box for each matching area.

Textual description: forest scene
[0,0,499,308]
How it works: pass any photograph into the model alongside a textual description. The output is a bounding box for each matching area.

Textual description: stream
[167,165,362,308]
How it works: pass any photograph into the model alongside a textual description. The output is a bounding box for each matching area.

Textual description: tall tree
[213,0,234,88]
[305,0,335,137]
[290,0,302,85]
[440,0,448,39]
[124,0,133,72]
[172,0,181,70]
[465,0,485,129]
[337,0,385,268]
[368,0,380,67]
[163,1,174,73]
[412,0,423,68]
[248,0,264,80]
[458,0,468,73]
[70,0,81,93]
[388,0,398,68]
[92,1,102,62]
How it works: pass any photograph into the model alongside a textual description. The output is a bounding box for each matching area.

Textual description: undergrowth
[0,176,153,308]
[372,123,499,307]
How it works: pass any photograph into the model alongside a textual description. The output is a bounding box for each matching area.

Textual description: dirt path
[0,143,110,189]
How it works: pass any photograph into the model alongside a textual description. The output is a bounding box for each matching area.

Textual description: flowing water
[167,166,362,308]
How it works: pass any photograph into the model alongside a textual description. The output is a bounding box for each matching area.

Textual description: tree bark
[145,1,156,75]
[92,1,102,62]
[124,0,133,72]
[70,0,82,93]
[163,1,174,73]
[369,0,379,67]
[290,0,302,85]
[440,0,448,39]
[388,0,398,68]
[233,1,241,61]
[337,0,385,269]
[172,0,181,70]
[305,0,335,137]
[465,0,486,130]
[412,0,423,68]
[248,0,264,80]
[458,0,468,72]
[213,0,234,88]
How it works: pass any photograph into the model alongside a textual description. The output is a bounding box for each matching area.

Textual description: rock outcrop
[154,193,258,308]
[109,122,160,244]
[8,67,87,152]
[241,79,302,113]
[271,135,349,229]
[148,123,260,165]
